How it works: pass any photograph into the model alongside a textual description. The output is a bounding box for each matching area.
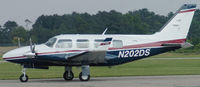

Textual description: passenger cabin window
[94,39,104,48]
[56,39,72,48]
[76,39,89,48]
[112,40,123,48]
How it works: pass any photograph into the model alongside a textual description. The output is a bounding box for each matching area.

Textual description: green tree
[11,26,28,44]
[3,21,18,32]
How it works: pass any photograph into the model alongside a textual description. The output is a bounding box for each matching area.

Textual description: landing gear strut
[19,68,28,82]
[63,66,74,81]
[79,65,90,81]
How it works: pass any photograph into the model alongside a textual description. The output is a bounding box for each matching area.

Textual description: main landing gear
[79,65,90,81]
[63,66,74,80]
[18,65,91,82]
[63,65,90,81]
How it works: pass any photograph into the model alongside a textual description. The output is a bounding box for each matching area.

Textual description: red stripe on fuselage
[37,50,83,55]
[3,56,26,60]
[100,42,111,46]
[179,9,196,13]
[3,50,83,60]
[109,39,186,50]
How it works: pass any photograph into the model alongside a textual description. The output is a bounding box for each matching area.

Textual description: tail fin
[154,4,196,42]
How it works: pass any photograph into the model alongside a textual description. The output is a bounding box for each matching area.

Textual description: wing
[67,37,113,64]
[29,38,113,66]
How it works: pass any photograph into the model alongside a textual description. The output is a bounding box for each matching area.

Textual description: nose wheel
[19,68,28,82]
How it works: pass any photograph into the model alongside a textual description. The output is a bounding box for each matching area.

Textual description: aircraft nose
[2,44,47,61]
[2,46,30,61]
[2,52,11,60]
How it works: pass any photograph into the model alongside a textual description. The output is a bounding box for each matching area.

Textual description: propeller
[30,38,33,52]
[24,38,36,58]
[29,38,35,53]
[17,37,21,48]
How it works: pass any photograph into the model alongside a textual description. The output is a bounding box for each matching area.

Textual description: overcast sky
[0,0,199,27]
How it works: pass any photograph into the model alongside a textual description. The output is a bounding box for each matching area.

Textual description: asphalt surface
[1,75,200,87]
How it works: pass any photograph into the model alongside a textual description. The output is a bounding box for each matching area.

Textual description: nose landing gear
[19,68,28,82]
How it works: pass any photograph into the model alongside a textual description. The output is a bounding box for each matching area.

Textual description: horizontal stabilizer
[162,43,182,47]
[162,42,193,48]
[181,42,193,48]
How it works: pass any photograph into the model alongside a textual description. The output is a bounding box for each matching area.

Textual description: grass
[0,55,2,61]
[0,46,17,61]
[0,46,17,54]
[1,58,200,80]
[149,52,200,58]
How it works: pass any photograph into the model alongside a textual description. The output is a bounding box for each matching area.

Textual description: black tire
[63,71,74,81]
[79,72,90,81]
[19,74,28,82]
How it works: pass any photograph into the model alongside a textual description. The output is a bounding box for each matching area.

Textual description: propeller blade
[29,38,33,53]
[17,37,21,48]
[32,44,35,53]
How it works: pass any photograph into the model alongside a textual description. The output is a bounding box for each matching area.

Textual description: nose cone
[2,44,48,61]
[2,46,30,60]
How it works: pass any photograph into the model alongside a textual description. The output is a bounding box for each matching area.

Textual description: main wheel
[63,71,74,81]
[79,72,90,81]
[19,74,28,82]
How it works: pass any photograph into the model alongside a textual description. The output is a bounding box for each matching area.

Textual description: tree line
[0,8,200,51]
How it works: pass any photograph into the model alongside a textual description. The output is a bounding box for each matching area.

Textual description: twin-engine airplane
[2,4,197,82]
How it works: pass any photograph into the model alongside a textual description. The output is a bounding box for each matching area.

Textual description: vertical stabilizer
[154,4,196,42]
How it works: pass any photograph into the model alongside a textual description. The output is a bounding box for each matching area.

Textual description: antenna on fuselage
[102,27,108,35]
[102,23,112,35]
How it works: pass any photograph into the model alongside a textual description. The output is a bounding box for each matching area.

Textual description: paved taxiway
[1,75,200,87]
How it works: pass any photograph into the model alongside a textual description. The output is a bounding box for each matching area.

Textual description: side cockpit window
[77,39,89,48]
[112,40,123,48]
[45,38,57,47]
[56,39,72,48]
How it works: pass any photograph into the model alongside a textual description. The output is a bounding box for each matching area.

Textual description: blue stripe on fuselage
[7,46,180,66]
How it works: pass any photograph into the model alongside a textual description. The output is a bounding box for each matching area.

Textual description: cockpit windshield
[45,38,57,47]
